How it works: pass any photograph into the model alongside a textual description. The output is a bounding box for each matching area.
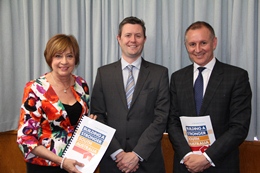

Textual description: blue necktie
[194,67,206,115]
[125,65,135,109]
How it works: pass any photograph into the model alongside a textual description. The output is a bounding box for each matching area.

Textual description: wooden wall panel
[0,130,26,173]
[1,131,259,173]
[239,141,260,173]
[161,133,174,173]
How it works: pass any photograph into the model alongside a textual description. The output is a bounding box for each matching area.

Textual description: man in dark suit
[91,16,169,173]
[167,21,252,173]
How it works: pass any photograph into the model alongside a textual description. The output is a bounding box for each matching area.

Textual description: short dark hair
[44,34,80,69]
[185,21,215,41]
[118,16,146,38]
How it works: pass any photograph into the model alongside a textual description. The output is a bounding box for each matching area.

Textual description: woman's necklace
[51,72,71,93]
[62,85,70,93]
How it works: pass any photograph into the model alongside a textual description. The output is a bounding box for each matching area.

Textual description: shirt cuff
[203,152,215,167]
[133,151,143,162]
[180,152,193,164]
[110,149,124,160]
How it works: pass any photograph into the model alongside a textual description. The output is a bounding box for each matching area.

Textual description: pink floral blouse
[17,74,89,166]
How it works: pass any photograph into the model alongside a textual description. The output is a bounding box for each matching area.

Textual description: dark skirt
[26,162,68,173]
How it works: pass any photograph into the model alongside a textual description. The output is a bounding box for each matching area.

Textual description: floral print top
[17,74,89,166]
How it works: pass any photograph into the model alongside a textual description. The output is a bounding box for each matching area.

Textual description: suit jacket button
[126,137,130,140]
[127,118,130,121]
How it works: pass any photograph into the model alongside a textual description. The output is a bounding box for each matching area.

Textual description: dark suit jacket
[167,59,252,173]
[91,58,170,173]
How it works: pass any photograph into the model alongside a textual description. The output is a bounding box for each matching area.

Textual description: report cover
[62,116,116,172]
[180,115,215,154]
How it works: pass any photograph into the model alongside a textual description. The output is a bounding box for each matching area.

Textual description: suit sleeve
[167,72,193,160]
[133,67,170,160]
[205,69,252,165]
[90,68,122,153]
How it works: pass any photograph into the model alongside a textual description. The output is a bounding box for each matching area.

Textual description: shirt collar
[193,57,216,72]
[121,56,142,70]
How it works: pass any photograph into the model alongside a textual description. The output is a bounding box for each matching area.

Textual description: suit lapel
[114,60,129,109]
[200,60,223,114]
[183,65,197,115]
[130,59,149,109]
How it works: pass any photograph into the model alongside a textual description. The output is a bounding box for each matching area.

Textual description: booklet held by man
[62,116,116,173]
[180,115,215,154]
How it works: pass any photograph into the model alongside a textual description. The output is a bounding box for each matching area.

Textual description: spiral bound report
[62,116,85,155]
[62,116,116,173]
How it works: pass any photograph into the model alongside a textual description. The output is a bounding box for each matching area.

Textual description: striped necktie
[194,67,206,115]
[125,65,135,109]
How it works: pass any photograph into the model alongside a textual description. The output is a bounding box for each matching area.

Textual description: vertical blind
[0,0,259,140]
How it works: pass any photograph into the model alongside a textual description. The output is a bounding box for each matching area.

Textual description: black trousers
[26,162,68,173]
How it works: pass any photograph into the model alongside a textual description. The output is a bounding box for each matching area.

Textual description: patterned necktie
[194,67,206,115]
[126,65,135,109]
